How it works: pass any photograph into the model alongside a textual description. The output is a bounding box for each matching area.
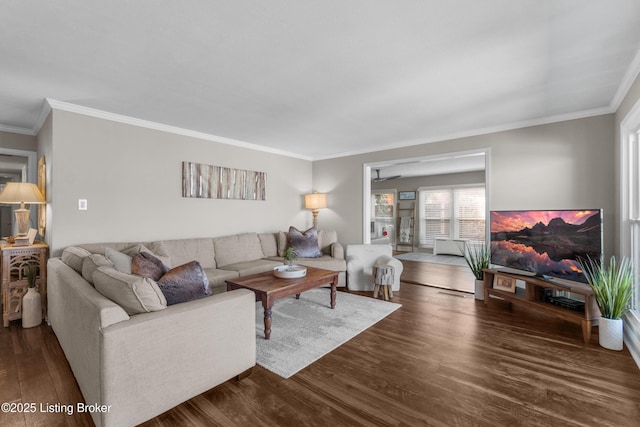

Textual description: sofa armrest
[98,289,256,427]
[47,258,131,420]
[331,242,344,259]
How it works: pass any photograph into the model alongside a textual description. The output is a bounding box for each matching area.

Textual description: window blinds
[418,185,485,247]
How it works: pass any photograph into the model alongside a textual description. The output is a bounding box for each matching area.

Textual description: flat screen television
[490,209,603,283]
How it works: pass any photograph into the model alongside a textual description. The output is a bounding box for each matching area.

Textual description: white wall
[45,110,313,255]
[314,114,616,258]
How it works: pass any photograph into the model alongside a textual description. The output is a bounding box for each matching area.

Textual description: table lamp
[304,191,327,228]
[0,182,46,245]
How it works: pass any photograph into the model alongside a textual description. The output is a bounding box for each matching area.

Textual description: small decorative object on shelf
[492,274,516,293]
[1,240,48,327]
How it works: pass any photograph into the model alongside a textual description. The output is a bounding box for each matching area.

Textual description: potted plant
[283,247,298,270]
[464,243,492,300]
[579,256,633,350]
[22,262,42,328]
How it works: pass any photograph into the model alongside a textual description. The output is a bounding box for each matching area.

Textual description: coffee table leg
[330,283,336,309]
[262,297,273,340]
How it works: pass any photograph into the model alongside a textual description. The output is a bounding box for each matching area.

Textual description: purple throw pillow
[131,251,169,281]
[288,226,321,258]
[157,261,210,306]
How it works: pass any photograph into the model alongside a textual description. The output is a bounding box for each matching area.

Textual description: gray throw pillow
[105,247,133,274]
[288,226,321,258]
[157,261,210,306]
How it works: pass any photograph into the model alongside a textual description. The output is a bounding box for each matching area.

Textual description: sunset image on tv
[490,210,602,282]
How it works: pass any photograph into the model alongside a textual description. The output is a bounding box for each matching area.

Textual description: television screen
[490,209,603,283]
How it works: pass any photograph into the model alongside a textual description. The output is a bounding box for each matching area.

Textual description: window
[418,185,485,247]
[371,190,396,244]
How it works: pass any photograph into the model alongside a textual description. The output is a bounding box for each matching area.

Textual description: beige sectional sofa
[47,230,345,427]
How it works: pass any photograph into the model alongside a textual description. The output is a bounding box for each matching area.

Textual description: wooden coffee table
[226,266,339,339]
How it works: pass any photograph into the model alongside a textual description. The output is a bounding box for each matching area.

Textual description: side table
[372,264,395,301]
[1,241,48,327]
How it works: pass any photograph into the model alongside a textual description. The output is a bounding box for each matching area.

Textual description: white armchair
[346,244,403,292]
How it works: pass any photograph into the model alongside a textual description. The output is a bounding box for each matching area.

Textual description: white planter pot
[474,279,484,300]
[599,317,624,351]
[22,287,42,328]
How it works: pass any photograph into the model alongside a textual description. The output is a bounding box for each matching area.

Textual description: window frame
[418,184,486,248]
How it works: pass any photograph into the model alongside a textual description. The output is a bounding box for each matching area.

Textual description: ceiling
[2,1,640,161]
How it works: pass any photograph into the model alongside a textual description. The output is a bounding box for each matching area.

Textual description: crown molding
[0,123,36,135]
[314,106,614,161]
[44,99,313,161]
[611,48,640,111]
[20,98,617,162]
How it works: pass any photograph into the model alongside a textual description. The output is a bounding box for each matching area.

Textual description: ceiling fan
[372,169,401,182]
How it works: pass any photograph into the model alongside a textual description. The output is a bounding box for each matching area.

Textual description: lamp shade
[0,182,46,206]
[304,192,327,210]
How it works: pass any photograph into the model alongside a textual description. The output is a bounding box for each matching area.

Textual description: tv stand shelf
[483,269,600,343]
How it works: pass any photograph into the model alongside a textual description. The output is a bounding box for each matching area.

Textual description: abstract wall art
[182,161,267,201]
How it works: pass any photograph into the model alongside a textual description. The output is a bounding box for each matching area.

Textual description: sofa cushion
[159,238,216,269]
[318,230,338,255]
[277,231,289,257]
[294,256,347,272]
[203,268,239,294]
[219,259,283,276]
[132,252,169,281]
[288,226,321,258]
[61,246,92,273]
[258,233,278,257]
[93,266,167,315]
[213,233,265,267]
[82,254,113,285]
[157,261,210,306]
[78,241,172,268]
[105,244,171,274]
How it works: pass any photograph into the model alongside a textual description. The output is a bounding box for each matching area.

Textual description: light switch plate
[78,199,88,210]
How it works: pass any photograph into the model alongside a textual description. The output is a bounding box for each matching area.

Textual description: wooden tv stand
[483,269,600,343]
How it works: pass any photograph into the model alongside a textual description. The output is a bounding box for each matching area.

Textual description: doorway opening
[0,149,38,237]
[362,149,490,292]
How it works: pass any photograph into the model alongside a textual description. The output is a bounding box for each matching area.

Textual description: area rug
[394,251,468,267]
[255,288,401,378]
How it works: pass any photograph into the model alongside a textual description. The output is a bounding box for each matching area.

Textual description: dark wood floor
[400,259,476,293]
[2,263,640,426]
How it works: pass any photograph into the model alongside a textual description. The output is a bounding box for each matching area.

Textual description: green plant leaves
[464,244,492,280]
[579,256,633,320]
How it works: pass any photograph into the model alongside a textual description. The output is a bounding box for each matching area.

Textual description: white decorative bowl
[273,265,307,278]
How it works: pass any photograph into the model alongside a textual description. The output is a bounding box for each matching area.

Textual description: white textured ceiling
[2,1,640,160]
